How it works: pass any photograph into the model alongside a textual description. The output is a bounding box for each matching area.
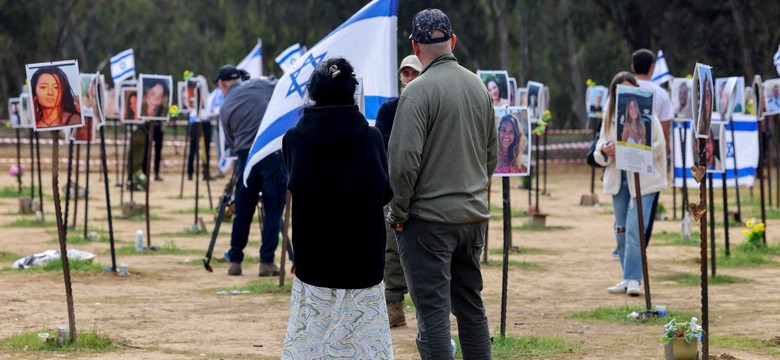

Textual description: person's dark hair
[307,57,358,106]
[485,75,506,98]
[125,92,137,119]
[605,71,639,135]
[498,114,522,161]
[141,78,170,117]
[30,66,80,119]
[632,49,655,75]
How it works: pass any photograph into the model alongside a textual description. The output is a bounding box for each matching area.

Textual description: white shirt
[638,79,674,122]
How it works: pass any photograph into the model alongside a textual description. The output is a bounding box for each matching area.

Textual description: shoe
[607,280,628,294]
[611,248,619,259]
[228,262,242,276]
[386,301,406,327]
[203,174,215,181]
[154,175,163,182]
[626,280,642,296]
[188,174,193,181]
[258,263,280,277]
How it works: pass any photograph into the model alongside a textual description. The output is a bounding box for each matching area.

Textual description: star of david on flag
[286,52,327,98]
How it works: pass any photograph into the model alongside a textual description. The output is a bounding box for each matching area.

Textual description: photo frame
[615,84,655,175]
[80,73,97,117]
[694,120,726,174]
[691,63,714,140]
[715,76,745,114]
[18,94,35,129]
[526,81,544,122]
[508,77,518,107]
[25,60,84,132]
[120,87,143,124]
[752,75,763,119]
[138,74,173,121]
[177,81,189,114]
[92,73,107,127]
[718,77,739,122]
[517,87,528,107]
[186,76,210,122]
[493,106,531,177]
[105,87,119,119]
[586,86,607,118]
[671,78,693,120]
[764,78,780,116]
[477,70,510,107]
[8,98,21,129]
[70,116,96,144]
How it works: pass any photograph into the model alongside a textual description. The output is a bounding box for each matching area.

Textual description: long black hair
[30,66,80,119]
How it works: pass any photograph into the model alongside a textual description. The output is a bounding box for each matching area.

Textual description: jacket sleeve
[387,96,426,224]
[651,115,667,175]
[593,115,611,166]
[486,106,498,177]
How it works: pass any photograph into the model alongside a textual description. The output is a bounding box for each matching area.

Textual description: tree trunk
[729,0,755,79]
[561,0,587,128]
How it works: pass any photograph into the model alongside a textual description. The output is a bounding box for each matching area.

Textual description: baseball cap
[214,65,241,84]
[398,55,422,73]
[409,9,453,44]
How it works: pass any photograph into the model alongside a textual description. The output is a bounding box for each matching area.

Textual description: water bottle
[680,212,691,242]
[136,230,144,252]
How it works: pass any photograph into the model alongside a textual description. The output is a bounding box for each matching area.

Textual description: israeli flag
[237,40,263,79]
[651,50,671,85]
[774,45,780,77]
[275,43,305,73]
[110,49,135,84]
[243,0,398,185]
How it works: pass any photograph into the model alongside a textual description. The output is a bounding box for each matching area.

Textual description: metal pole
[708,174,716,277]
[633,173,652,312]
[15,129,21,193]
[499,177,511,337]
[29,129,34,202]
[64,140,74,231]
[672,123,677,220]
[114,119,120,187]
[534,132,540,212]
[194,122,202,229]
[179,124,190,198]
[542,130,548,195]
[759,120,768,244]
[99,126,118,272]
[722,172,730,257]
[72,144,80,230]
[145,122,154,247]
[51,132,77,343]
[120,124,127,204]
[728,120,742,222]
[681,126,689,212]
[697,139,710,360]
[83,128,91,239]
[35,132,43,221]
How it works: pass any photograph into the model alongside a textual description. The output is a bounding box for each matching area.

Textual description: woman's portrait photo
[493,107,531,177]
[692,64,714,139]
[715,77,744,114]
[764,79,780,115]
[8,98,20,128]
[185,77,208,118]
[71,116,95,144]
[80,73,97,116]
[25,60,84,132]
[671,78,693,120]
[477,70,510,107]
[586,86,607,117]
[518,88,528,107]
[177,81,188,113]
[508,77,518,107]
[106,87,119,119]
[138,74,172,121]
[120,87,143,124]
[526,81,543,121]
[615,85,654,149]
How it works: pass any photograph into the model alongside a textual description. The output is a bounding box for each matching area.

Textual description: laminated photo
[518,87,528,107]
[8,98,20,129]
[526,81,544,122]
[177,81,189,113]
[693,120,726,174]
[80,73,97,117]
[71,116,96,144]
[508,77,518,107]
[671,78,693,120]
[477,70,510,107]
[185,76,209,122]
[92,73,107,127]
[120,87,143,124]
[25,60,84,132]
[691,63,714,139]
[138,74,173,121]
[19,94,35,129]
[615,84,655,175]
[715,76,744,114]
[718,77,739,122]
[764,78,780,116]
[493,106,531,177]
[586,85,607,118]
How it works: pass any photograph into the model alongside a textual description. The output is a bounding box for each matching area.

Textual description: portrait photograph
[493,106,531,177]
[715,76,745,114]
[185,76,209,120]
[615,84,655,175]
[138,74,173,121]
[120,87,143,124]
[518,87,528,107]
[8,98,20,129]
[105,87,119,119]
[80,73,97,116]
[692,121,726,173]
[19,94,34,129]
[177,81,189,113]
[691,63,714,140]
[586,85,607,118]
[70,116,95,144]
[764,79,780,116]
[115,80,137,121]
[477,70,510,107]
[526,81,544,121]
[92,73,107,127]
[508,77,518,107]
[25,60,84,132]
[671,78,693,120]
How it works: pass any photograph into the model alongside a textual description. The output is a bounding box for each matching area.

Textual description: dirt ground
[0,141,779,359]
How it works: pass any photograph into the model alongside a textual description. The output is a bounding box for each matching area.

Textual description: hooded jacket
[282,104,392,289]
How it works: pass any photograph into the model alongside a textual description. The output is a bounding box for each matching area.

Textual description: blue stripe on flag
[365,95,393,121]
[651,71,669,82]
[111,51,133,64]
[112,67,135,81]
[673,120,757,132]
[247,107,303,159]
[251,47,262,58]
[320,0,398,44]
[657,54,665,61]
[277,47,301,65]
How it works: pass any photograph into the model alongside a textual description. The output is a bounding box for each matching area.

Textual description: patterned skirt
[282,278,394,359]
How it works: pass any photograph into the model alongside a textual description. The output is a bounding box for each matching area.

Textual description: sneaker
[611,248,619,259]
[386,301,406,327]
[607,280,628,294]
[626,280,642,296]
[228,262,242,276]
[259,263,280,277]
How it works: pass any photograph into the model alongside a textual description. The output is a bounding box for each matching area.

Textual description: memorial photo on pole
[494,106,531,177]
[8,98,21,128]
[25,60,84,131]
[615,85,655,175]
[715,76,745,114]
[70,116,95,145]
[120,87,143,124]
[693,121,725,173]
[692,63,714,140]
[138,74,172,121]
[763,78,780,115]
[92,74,107,127]
[508,77,518,107]
[586,85,607,118]
[526,81,544,121]
[19,93,35,129]
[477,70,510,107]
[671,78,693,120]
[518,87,528,107]
[177,81,188,113]
[80,73,97,117]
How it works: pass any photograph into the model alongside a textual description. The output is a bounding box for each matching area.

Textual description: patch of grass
[0,186,25,198]
[486,259,543,270]
[488,246,551,255]
[183,255,260,267]
[211,279,292,295]
[159,230,209,237]
[655,273,750,286]
[0,250,21,263]
[568,306,698,326]
[0,326,116,353]
[403,295,415,311]
[112,212,167,222]
[454,334,576,359]
[51,230,114,244]
[651,230,701,246]
[513,224,571,231]
[709,335,773,350]
[599,209,614,215]
[717,250,779,268]
[167,207,215,215]
[115,240,201,255]
[6,218,58,228]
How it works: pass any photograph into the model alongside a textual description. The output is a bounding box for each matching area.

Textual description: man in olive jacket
[387,9,497,360]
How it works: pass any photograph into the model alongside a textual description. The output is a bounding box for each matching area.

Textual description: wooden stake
[51,132,77,342]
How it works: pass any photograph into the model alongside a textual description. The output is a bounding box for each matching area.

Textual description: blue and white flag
[651,50,671,85]
[110,49,135,84]
[673,113,759,188]
[237,40,263,79]
[243,0,398,185]
[774,45,780,77]
[275,43,305,73]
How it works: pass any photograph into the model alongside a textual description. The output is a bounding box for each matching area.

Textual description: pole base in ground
[528,213,548,227]
[580,194,599,206]
[120,202,144,218]
[18,197,35,214]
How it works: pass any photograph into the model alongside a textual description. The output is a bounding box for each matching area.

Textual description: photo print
[715,76,745,114]
[8,98,20,128]
[477,70,510,107]
[615,84,655,175]
[508,77,518,106]
[518,87,528,107]
[80,73,97,116]
[70,116,96,144]
[764,78,780,116]
[138,74,173,121]
[18,94,35,128]
[586,86,607,118]
[718,77,739,121]
[185,76,209,121]
[92,73,107,127]
[526,81,544,122]
[691,120,726,174]
[120,87,143,124]
[691,63,714,140]
[671,78,693,120]
[177,81,188,113]
[494,106,531,177]
[24,60,84,132]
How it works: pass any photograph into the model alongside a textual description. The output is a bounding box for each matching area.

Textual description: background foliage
[1,0,779,129]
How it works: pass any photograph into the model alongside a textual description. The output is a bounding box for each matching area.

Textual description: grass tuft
[5,259,104,273]
[568,306,698,326]
[0,326,116,352]
[486,259,544,270]
[454,334,576,359]
[513,224,571,231]
[6,218,57,228]
[651,230,701,246]
[0,186,25,198]
[211,279,292,295]
[488,246,551,256]
[115,240,201,255]
[656,273,750,286]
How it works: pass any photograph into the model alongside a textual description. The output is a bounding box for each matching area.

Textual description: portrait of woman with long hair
[495,113,528,174]
[28,65,82,130]
[620,97,646,145]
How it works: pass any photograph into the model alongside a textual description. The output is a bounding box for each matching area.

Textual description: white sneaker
[607,280,628,294]
[626,280,642,296]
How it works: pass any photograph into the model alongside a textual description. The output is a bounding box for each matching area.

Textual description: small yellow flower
[742,229,751,236]
[746,220,755,227]
[685,74,693,79]
[544,109,551,116]
[754,223,765,232]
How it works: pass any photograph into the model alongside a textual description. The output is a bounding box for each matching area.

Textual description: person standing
[388,9,496,359]
[375,54,421,328]
[217,65,286,277]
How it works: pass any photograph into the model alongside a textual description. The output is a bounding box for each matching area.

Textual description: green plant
[663,317,703,344]
[739,220,765,251]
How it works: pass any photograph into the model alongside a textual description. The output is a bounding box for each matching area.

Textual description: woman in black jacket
[281,57,394,359]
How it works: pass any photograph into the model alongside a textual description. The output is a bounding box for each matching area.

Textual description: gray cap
[409,9,453,44]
